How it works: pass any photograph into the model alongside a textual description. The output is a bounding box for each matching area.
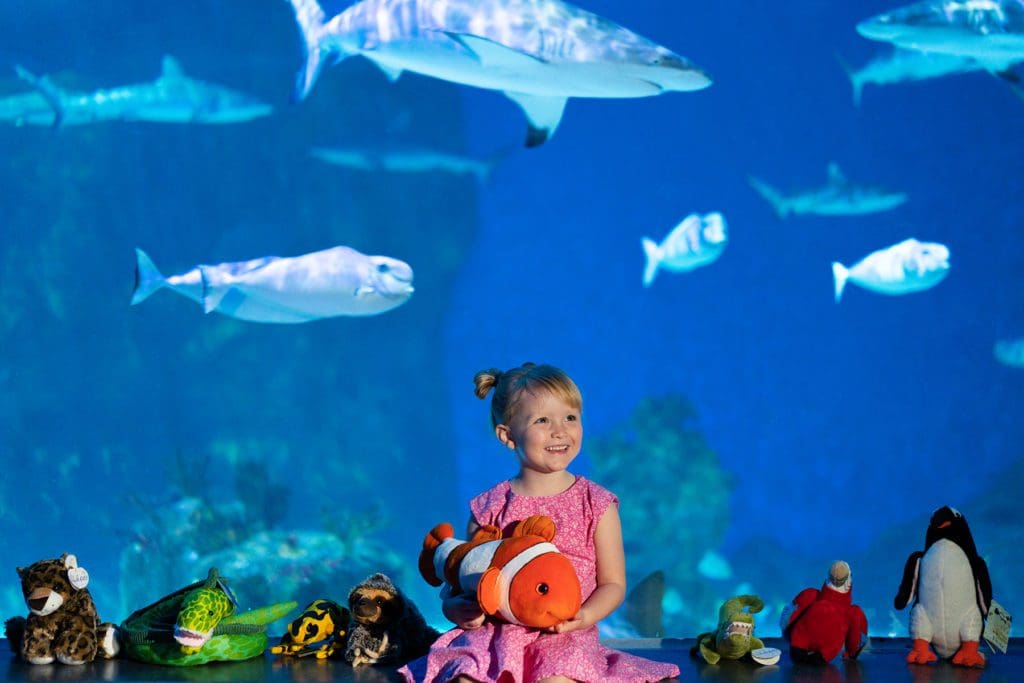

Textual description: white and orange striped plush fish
[418,515,581,630]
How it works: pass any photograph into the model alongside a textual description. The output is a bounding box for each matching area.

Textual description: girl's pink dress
[399,476,680,683]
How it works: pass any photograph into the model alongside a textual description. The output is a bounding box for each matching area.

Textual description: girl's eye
[535,417,548,424]
[566,414,577,421]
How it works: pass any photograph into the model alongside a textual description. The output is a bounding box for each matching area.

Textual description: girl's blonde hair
[473,363,582,428]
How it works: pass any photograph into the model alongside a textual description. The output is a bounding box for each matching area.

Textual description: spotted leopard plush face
[174,585,233,650]
[17,558,74,617]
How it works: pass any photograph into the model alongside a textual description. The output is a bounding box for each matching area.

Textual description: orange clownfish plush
[418,515,582,630]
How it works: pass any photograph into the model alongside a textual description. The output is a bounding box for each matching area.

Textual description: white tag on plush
[68,566,90,590]
[984,599,1012,654]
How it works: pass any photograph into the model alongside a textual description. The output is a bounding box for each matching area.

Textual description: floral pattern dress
[399,476,680,682]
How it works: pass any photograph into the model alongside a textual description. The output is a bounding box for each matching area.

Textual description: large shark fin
[827,162,846,185]
[286,0,334,101]
[374,62,404,83]
[160,55,186,81]
[443,32,547,69]
[503,91,568,147]
[14,65,66,128]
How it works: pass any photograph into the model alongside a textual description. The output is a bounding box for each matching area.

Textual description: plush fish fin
[471,524,503,542]
[477,567,503,618]
[831,262,849,303]
[827,162,846,185]
[222,601,298,626]
[641,237,661,288]
[513,515,556,541]
[503,91,568,148]
[131,248,168,305]
[14,65,65,128]
[160,55,185,81]
[747,175,790,218]
[894,551,923,610]
[286,0,335,102]
[443,32,547,69]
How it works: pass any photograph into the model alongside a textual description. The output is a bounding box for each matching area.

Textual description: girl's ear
[495,424,515,449]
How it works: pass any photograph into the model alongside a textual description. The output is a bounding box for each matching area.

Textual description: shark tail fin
[748,175,789,218]
[131,248,167,305]
[642,238,661,288]
[15,65,65,128]
[285,0,333,102]
[832,261,849,303]
[834,51,863,106]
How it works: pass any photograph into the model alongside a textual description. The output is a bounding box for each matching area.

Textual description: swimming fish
[131,246,414,323]
[832,238,950,302]
[749,163,908,218]
[12,56,271,128]
[994,338,1024,368]
[283,0,711,146]
[641,211,727,287]
[856,0,1024,73]
[837,48,981,105]
[310,145,506,182]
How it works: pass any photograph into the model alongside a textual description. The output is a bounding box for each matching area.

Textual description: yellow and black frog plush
[692,595,780,665]
[271,599,350,659]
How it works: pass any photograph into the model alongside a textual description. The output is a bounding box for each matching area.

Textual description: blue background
[0,0,1021,638]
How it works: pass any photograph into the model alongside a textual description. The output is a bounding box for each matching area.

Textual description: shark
[310,144,508,182]
[283,0,711,146]
[748,163,908,218]
[856,0,1024,73]
[11,56,272,127]
[837,47,981,105]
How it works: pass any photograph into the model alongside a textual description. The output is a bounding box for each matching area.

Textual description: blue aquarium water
[0,0,1021,642]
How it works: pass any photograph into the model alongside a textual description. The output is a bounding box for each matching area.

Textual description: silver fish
[832,238,950,302]
[12,56,271,127]
[641,212,727,287]
[310,145,506,182]
[284,0,711,146]
[837,48,981,105]
[856,0,1024,72]
[131,246,413,323]
[749,163,908,218]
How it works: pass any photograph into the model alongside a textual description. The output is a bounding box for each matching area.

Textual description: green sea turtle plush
[692,594,780,665]
[119,567,295,666]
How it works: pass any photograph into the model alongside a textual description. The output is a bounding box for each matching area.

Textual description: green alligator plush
[692,594,779,665]
[119,567,295,666]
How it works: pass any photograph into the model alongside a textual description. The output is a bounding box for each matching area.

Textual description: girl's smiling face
[496,389,583,476]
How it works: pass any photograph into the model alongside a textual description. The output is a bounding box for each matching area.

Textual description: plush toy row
[4,505,998,671]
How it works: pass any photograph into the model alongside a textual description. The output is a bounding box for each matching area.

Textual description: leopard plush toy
[4,553,118,665]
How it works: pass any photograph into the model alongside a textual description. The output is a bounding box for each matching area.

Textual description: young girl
[400,363,679,683]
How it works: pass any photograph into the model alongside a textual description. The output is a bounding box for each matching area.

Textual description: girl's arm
[552,503,626,634]
[441,514,486,629]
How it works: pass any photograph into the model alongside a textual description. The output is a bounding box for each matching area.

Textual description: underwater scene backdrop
[1,0,1021,640]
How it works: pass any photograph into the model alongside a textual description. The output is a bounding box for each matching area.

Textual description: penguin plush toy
[894,506,992,667]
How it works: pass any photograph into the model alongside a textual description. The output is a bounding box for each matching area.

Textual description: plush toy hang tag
[983,600,1012,654]
[63,554,90,590]
[68,566,90,590]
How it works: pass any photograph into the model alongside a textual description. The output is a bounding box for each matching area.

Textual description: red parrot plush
[781,560,868,663]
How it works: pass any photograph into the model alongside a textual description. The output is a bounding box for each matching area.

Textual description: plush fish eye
[536,583,549,595]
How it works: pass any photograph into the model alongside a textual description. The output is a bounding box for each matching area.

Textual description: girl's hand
[550,610,589,634]
[443,592,486,630]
